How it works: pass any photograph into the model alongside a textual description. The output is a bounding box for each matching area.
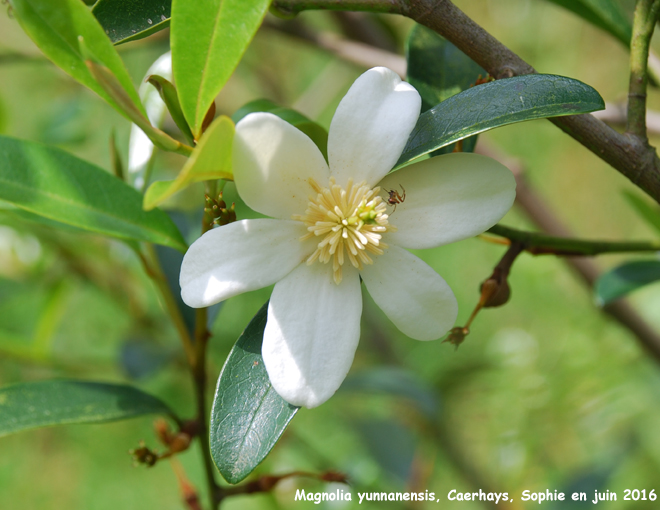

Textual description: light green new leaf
[595,260,660,304]
[545,0,632,47]
[0,380,176,437]
[397,74,605,166]
[147,74,195,145]
[171,0,270,138]
[210,302,299,484]
[12,0,146,120]
[0,136,187,251]
[144,115,234,210]
[93,0,171,45]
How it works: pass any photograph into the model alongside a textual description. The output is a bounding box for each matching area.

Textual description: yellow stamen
[296,177,395,284]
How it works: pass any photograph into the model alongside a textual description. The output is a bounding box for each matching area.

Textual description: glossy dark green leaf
[210,302,299,484]
[0,380,176,437]
[397,74,605,166]
[93,0,171,45]
[172,0,270,137]
[595,260,660,304]
[0,136,187,251]
[407,24,486,112]
[406,24,486,155]
[545,0,632,46]
[11,0,146,120]
[624,190,660,235]
[232,99,329,159]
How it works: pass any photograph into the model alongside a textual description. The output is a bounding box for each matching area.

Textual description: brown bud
[201,101,216,134]
[169,433,192,454]
[480,277,511,308]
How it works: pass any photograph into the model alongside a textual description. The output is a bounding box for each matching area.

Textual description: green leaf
[397,74,605,167]
[545,0,632,47]
[0,380,176,437]
[233,99,329,159]
[406,24,486,155]
[144,115,234,210]
[210,302,299,484]
[93,0,171,45]
[11,0,146,120]
[0,136,187,251]
[172,0,270,138]
[595,260,660,304]
[147,74,195,145]
[624,190,660,235]
[407,24,486,111]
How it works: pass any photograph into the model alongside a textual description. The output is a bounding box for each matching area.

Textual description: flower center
[293,177,395,284]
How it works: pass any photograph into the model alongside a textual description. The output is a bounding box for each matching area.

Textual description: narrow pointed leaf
[93,0,171,45]
[11,0,146,120]
[144,115,234,210]
[397,74,605,166]
[172,0,270,137]
[147,75,195,145]
[406,24,486,154]
[87,60,191,156]
[595,260,660,304]
[232,99,329,159]
[0,380,176,437]
[210,302,299,484]
[0,136,187,251]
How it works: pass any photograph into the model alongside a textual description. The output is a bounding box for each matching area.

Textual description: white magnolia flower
[180,67,516,408]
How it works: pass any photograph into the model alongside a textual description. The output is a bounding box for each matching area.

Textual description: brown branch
[271,0,660,204]
[477,141,660,364]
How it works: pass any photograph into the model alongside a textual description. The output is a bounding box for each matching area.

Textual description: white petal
[180,219,312,307]
[263,263,362,408]
[233,113,330,220]
[361,245,457,340]
[328,67,421,187]
[380,153,516,249]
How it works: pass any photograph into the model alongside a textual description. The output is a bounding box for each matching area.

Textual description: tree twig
[477,141,660,364]
[486,224,660,256]
[627,0,660,139]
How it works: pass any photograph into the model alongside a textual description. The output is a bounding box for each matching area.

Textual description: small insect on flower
[386,185,406,212]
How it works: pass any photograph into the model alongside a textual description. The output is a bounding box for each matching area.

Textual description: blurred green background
[2,0,660,508]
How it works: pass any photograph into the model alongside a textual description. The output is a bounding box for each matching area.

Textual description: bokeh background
[1,0,660,508]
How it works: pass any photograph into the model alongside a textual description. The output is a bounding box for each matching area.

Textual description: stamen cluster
[293,177,394,284]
